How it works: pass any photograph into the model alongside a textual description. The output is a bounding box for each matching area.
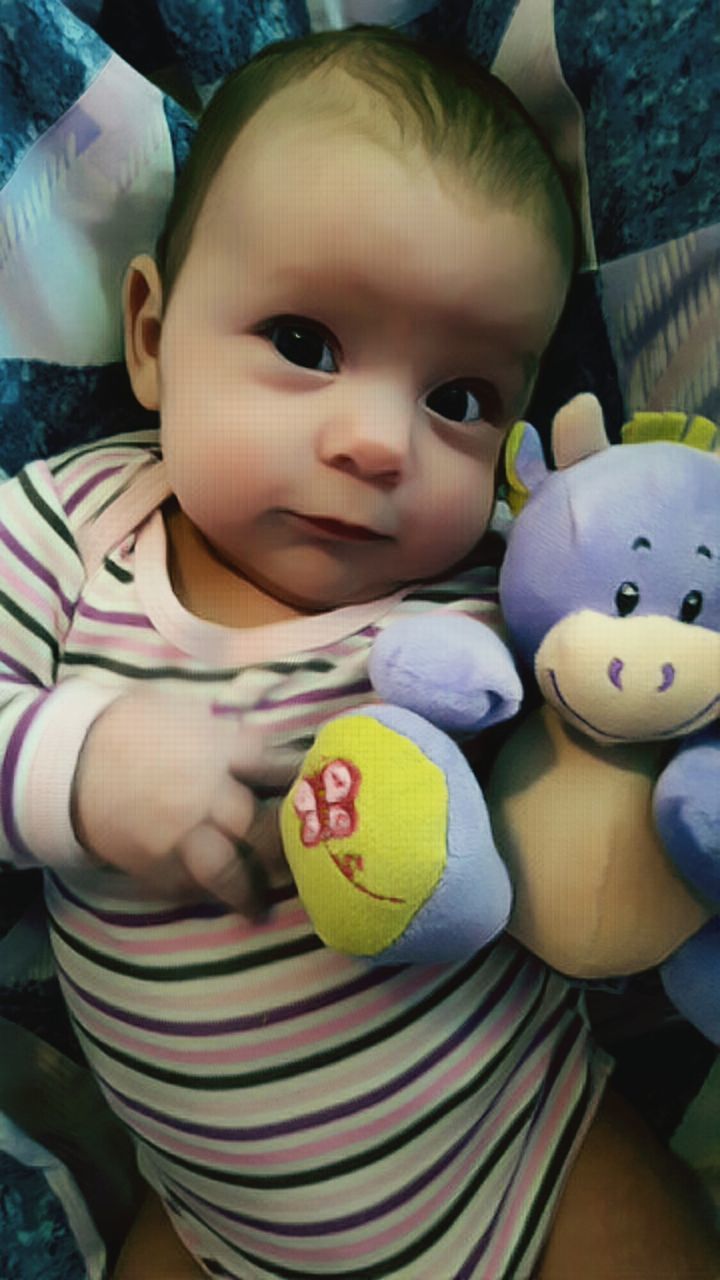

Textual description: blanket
[0,2,717,1274]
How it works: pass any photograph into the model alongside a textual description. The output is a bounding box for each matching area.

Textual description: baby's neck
[164,503,309,629]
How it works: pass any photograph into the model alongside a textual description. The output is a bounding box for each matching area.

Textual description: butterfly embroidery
[293,759,361,847]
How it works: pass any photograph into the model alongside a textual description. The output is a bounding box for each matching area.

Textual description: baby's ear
[123,255,163,411]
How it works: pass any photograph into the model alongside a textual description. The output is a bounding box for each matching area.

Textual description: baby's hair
[155,25,579,305]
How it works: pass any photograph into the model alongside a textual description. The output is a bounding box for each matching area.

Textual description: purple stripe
[164,1003,576,1240]
[0,674,42,690]
[57,953,394,1036]
[48,872,294,925]
[75,600,153,628]
[89,951,531,1141]
[0,522,75,618]
[0,650,46,687]
[170,1106,486,1236]
[253,678,372,713]
[64,465,124,515]
[0,696,48,861]
[454,1014,586,1280]
[48,871,231,924]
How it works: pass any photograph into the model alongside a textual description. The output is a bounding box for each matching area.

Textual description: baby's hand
[71,691,293,914]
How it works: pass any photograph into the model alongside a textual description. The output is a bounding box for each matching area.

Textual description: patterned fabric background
[0,1,717,1273]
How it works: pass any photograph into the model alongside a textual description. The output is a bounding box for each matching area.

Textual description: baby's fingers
[220,719,300,790]
[179,792,288,915]
[179,824,265,915]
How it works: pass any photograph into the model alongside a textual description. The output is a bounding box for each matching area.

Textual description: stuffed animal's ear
[504,421,548,511]
[551,393,610,469]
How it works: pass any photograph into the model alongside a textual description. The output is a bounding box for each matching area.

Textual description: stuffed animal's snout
[535,610,720,743]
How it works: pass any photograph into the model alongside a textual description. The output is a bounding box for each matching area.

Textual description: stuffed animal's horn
[552,393,610,469]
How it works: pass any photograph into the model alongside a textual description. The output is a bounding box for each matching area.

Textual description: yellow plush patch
[503,421,532,514]
[280,715,449,956]
[622,411,720,451]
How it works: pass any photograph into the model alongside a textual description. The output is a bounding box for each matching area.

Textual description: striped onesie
[0,433,611,1279]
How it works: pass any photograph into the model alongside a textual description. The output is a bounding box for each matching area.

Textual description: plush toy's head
[499,395,720,744]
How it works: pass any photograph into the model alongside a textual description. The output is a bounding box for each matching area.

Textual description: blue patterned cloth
[0,1150,88,1280]
[0,1,717,1273]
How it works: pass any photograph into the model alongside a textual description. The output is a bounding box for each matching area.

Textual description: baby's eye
[425,380,499,425]
[260,316,339,373]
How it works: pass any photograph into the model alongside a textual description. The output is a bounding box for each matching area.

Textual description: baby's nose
[318,385,415,482]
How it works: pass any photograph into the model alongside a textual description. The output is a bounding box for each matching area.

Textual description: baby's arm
[0,459,286,909]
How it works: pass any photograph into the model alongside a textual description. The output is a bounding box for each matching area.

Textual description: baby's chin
[262,578,402,615]
[245,550,485,616]
[244,564,409,617]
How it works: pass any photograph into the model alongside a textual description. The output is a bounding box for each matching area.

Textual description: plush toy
[280,394,720,1043]
[490,393,720,1042]
[279,623,522,964]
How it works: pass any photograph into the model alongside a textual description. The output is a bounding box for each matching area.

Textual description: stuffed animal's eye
[615,581,640,616]
[679,589,703,623]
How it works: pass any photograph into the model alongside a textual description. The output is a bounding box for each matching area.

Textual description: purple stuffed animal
[491,393,720,1043]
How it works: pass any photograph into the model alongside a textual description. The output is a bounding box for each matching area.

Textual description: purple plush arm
[653,726,720,907]
[368,614,523,734]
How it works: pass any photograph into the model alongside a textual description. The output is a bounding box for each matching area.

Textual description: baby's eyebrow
[267,268,541,380]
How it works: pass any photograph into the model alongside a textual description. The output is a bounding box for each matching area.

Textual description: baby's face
[154,108,568,611]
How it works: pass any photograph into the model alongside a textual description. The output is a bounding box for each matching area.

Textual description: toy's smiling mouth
[546,669,720,740]
[330,851,405,903]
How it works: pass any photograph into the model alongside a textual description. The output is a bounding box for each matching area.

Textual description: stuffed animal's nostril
[608,657,624,690]
[657,662,675,692]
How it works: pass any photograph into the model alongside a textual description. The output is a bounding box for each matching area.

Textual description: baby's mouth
[291,513,389,542]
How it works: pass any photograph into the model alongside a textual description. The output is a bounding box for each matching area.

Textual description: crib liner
[490,0,595,269]
[304,0,438,33]
[154,0,311,98]
[0,0,110,189]
[0,1143,94,1280]
[0,360,157,479]
[0,55,176,365]
[599,223,720,423]
[554,0,718,260]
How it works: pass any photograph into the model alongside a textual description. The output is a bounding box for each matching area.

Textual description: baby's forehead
[223,67,424,176]
[199,114,482,266]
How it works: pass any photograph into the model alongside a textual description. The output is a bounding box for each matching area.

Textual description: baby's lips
[289,509,394,541]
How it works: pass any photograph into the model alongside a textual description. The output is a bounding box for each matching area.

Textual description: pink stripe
[109,1022,542,1183]
[61,908,310,957]
[72,965,475,1067]
[76,979,537,1170]
[65,465,125,515]
[253,682,370,714]
[481,1042,587,1277]
[166,1054,548,1268]
[247,699,374,735]
[65,628,184,660]
[79,942,430,1018]
[1,563,60,626]
[0,520,74,616]
[55,451,134,503]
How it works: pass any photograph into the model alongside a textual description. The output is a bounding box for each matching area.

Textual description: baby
[1,25,717,1280]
